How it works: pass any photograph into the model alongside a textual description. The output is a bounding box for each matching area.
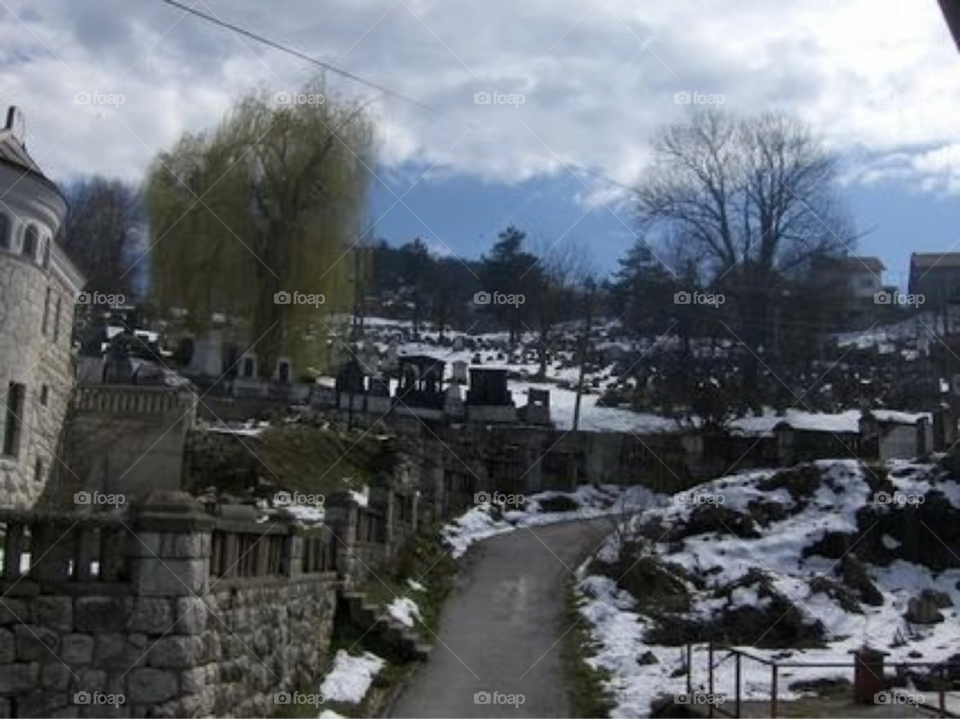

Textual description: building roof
[838,256,885,273]
[0,107,63,197]
[910,252,960,269]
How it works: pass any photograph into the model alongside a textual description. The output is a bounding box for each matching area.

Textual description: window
[277,360,290,383]
[22,224,38,258]
[0,383,26,457]
[42,287,50,335]
[42,239,50,268]
[243,357,255,377]
[34,457,42,483]
[40,385,48,406]
[0,215,9,251]
[53,298,61,342]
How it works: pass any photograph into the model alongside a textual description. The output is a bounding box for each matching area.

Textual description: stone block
[17,688,69,717]
[42,662,73,691]
[174,597,209,635]
[0,598,29,625]
[62,634,95,665]
[180,666,206,695]
[34,596,74,632]
[126,597,174,634]
[75,597,128,633]
[0,628,13,662]
[148,635,205,669]
[15,623,59,661]
[126,668,178,703]
[133,559,207,596]
[94,633,127,668]
[0,662,39,692]
[130,532,210,559]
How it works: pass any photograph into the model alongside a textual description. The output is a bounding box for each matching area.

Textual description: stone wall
[0,494,338,718]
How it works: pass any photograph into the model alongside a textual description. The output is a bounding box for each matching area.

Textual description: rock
[41,663,72,691]
[0,598,29,625]
[906,593,945,624]
[637,651,659,665]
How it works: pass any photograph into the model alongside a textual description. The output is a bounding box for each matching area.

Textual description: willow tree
[145,80,374,378]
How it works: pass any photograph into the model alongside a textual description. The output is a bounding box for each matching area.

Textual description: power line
[157,0,641,194]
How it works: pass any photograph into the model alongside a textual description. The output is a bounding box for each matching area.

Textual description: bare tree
[61,177,143,298]
[635,109,856,394]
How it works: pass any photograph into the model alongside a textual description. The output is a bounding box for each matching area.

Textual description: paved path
[390,518,610,718]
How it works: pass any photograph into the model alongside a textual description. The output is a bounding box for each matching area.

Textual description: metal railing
[683,642,960,718]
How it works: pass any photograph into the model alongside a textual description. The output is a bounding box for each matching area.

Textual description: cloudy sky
[2,0,960,282]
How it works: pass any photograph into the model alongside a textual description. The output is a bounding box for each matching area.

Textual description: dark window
[42,239,50,268]
[42,287,50,335]
[53,298,61,341]
[278,361,290,383]
[243,357,255,377]
[40,385,48,406]
[22,225,37,258]
[1,383,26,457]
[0,215,9,251]
[34,457,42,483]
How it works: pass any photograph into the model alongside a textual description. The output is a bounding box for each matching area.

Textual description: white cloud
[1,0,959,197]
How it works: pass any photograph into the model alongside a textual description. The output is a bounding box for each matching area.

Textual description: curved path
[390,518,610,718]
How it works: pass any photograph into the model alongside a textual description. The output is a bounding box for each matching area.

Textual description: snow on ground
[319,650,386,705]
[387,597,421,628]
[441,484,666,559]
[577,459,960,717]
[730,409,932,437]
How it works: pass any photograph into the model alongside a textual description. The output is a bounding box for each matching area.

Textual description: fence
[685,643,960,718]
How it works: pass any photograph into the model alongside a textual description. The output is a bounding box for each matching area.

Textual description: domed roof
[0,106,63,197]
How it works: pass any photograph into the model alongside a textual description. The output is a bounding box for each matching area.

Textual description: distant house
[815,255,885,325]
[909,252,960,312]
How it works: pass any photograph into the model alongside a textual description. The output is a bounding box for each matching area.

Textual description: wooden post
[686,644,692,695]
[708,642,714,719]
[940,665,946,718]
[735,653,742,719]
[771,664,779,719]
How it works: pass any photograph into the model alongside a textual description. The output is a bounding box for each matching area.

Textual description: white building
[0,106,85,507]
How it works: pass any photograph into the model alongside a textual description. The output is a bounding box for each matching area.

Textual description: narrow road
[390,518,610,718]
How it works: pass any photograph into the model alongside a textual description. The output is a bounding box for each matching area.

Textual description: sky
[3,0,960,287]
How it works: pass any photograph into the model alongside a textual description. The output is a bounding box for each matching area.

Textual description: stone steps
[340,589,431,662]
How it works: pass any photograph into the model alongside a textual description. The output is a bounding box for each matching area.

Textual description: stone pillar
[323,492,359,585]
[131,491,214,598]
[917,416,929,457]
